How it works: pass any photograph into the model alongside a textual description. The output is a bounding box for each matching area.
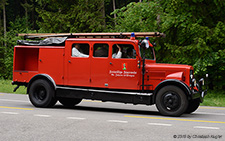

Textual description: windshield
[139,46,155,60]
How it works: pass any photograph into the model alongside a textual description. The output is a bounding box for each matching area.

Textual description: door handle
[109,62,112,65]
[68,60,71,63]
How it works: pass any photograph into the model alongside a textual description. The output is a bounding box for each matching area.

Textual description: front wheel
[29,79,57,108]
[156,85,188,116]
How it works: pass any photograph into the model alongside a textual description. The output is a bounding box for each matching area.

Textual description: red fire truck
[12,32,207,116]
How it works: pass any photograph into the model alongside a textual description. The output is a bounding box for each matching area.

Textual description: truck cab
[12,32,207,116]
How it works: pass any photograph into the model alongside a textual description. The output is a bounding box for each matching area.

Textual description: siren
[130,32,135,40]
[146,37,153,47]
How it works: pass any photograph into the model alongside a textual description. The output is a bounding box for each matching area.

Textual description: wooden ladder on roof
[17,32,165,39]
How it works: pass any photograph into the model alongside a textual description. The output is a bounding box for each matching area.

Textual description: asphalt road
[0,93,225,141]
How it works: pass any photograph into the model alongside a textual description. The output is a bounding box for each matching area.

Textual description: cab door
[66,41,91,87]
[108,43,141,90]
[90,43,109,88]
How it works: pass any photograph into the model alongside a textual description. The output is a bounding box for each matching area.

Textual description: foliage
[0,0,224,91]
[158,0,225,89]
[0,17,36,79]
[36,0,106,33]
[112,0,225,90]
[110,1,161,32]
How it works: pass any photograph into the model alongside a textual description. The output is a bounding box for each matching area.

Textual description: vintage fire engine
[12,32,207,116]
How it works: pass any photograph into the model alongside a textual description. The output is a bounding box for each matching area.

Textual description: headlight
[192,78,197,87]
[199,78,204,86]
[190,74,193,79]
[190,70,194,87]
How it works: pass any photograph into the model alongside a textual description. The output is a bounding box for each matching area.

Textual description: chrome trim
[56,86,153,96]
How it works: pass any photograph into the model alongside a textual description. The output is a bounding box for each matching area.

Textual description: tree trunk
[112,0,116,25]
[3,2,7,47]
[102,0,106,28]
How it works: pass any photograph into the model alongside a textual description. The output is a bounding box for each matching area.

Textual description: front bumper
[192,89,207,103]
[191,78,207,103]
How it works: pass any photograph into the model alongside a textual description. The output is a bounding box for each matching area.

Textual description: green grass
[0,79,26,94]
[200,90,225,107]
[0,79,225,107]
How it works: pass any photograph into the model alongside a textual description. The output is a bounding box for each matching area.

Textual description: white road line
[193,126,220,130]
[148,123,172,126]
[34,114,51,118]
[107,120,128,123]
[196,112,225,116]
[0,99,28,103]
[1,112,19,115]
[66,117,86,120]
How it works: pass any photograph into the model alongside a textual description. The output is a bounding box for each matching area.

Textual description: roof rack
[17,32,166,40]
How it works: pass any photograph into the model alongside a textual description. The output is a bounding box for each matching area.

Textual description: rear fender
[27,74,56,94]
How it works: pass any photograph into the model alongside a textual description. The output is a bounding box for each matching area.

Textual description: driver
[72,44,89,57]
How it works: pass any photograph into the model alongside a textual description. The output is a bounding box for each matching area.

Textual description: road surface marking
[199,107,225,110]
[1,112,19,115]
[0,94,4,96]
[66,117,86,120]
[34,114,51,117]
[196,112,225,116]
[0,106,33,110]
[107,120,128,123]
[124,115,225,124]
[194,126,220,130]
[0,99,28,103]
[148,123,172,126]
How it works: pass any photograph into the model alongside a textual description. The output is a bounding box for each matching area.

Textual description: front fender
[152,79,191,103]
[165,72,184,81]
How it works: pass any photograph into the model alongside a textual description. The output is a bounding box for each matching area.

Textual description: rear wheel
[185,98,200,114]
[156,85,188,116]
[29,79,57,108]
[58,98,82,107]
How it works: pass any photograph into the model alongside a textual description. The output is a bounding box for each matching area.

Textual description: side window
[71,43,89,57]
[112,44,136,59]
[93,43,109,57]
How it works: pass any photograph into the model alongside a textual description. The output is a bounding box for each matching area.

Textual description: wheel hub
[39,90,46,100]
[163,93,179,110]
[34,87,46,101]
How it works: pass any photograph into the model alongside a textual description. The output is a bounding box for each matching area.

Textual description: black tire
[58,98,82,107]
[185,98,200,114]
[29,79,57,108]
[156,85,188,116]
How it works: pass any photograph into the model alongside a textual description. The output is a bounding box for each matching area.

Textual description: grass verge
[0,79,224,107]
[0,79,26,94]
[200,90,225,107]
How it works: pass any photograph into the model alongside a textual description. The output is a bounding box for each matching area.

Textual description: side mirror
[141,39,149,49]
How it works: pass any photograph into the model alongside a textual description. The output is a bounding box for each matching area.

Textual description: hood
[146,63,192,70]
[145,63,193,81]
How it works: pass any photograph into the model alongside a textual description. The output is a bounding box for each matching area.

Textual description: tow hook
[13,85,20,92]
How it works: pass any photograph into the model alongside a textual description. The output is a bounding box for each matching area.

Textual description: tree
[36,0,106,33]
[110,0,225,90]
[0,0,7,47]
[112,0,116,25]
[21,0,33,28]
